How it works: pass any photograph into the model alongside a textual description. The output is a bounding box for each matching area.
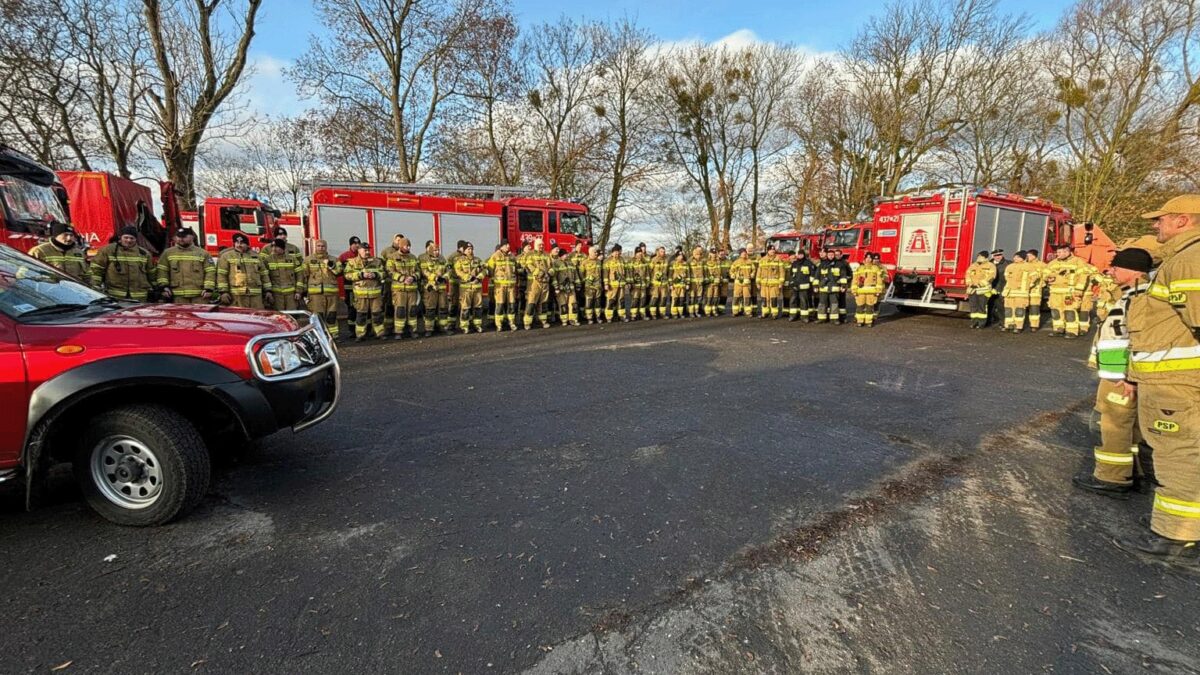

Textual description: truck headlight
[256,339,304,376]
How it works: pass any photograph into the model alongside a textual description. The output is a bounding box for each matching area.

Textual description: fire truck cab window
[559,211,589,238]
[828,229,859,248]
[1059,222,1073,248]
[773,239,798,254]
[220,206,263,235]
[518,210,543,233]
[548,211,559,233]
[860,229,872,247]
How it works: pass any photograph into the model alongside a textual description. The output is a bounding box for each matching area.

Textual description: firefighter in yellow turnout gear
[648,247,670,319]
[756,246,787,318]
[419,242,452,336]
[1001,250,1038,332]
[628,247,650,320]
[344,244,387,340]
[551,246,579,326]
[91,226,156,302]
[604,245,629,322]
[1112,195,1200,571]
[965,250,996,329]
[687,247,706,317]
[385,236,422,338]
[262,239,305,311]
[1044,243,1090,337]
[487,242,519,331]
[704,249,723,316]
[305,240,343,339]
[30,222,88,280]
[852,253,886,327]
[1025,249,1047,331]
[521,238,553,329]
[453,242,487,333]
[669,250,691,317]
[1075,247,1155,498]
[730,249,756,317]
[216,233,273,309]
[579,248,604,324]
[156,228,215,304]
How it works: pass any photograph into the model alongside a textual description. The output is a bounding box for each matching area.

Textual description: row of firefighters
[963,244,1122,337]
[30,222,891,340]
[1074,195,1200,572]
[31,221,1134,343]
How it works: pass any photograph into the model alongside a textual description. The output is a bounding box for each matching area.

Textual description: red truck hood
[17,304,299,350]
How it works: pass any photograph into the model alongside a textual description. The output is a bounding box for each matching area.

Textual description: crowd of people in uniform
[21,196,1200,573]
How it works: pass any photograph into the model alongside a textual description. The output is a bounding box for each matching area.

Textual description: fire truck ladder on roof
[304,180,540,200]
[936,187,970,273]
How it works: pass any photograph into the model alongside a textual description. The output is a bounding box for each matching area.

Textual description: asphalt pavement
[2,311,1196,674]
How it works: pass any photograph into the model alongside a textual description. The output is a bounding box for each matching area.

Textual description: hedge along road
[6,310,1179,674]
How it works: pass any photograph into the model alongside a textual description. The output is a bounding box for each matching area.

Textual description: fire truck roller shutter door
[973,205,999,255]
[374,209,434,250]
[897,212,939,271]
[317,206,369,253]
[440,214,502,254]
[1019,213,1048,253]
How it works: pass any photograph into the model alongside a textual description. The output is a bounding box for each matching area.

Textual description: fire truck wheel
[74,404,212,527]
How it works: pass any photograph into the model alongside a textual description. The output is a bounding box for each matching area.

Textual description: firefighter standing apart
[304,239,343,339]
[30,221,88,280]
[1074,246,1155,499]
[1113,196,1200,569]
[345,244,387,340]
[964,250,996,329]
[156,227,214,304]
[91,226,155,302]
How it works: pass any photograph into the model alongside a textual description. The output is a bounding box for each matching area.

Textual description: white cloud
[242,53,312,118]
[713,28,762,50]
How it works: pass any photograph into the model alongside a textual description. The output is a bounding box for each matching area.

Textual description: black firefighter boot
[1071,472,1132,499]
[1114,533,1200,572]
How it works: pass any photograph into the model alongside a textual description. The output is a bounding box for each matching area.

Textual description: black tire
[74,404,211,526]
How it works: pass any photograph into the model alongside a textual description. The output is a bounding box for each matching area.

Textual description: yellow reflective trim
[1093,450,1134,465]
[1154,494,1200,518]
[1149,283,1171,299]
[1153,420,1181,433]
[1130,358,1200,373]
[1169,279,1200,292]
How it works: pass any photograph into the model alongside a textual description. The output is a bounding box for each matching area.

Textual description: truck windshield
[826,229,860,248]
[0,174,68,233]
[559,211,590,238]
[771,238,799,255]
[0,245,110,319]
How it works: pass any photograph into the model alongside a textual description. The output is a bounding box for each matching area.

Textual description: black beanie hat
[1110,248,1153,274]
[120,225,139,238]
[50,221,71,238]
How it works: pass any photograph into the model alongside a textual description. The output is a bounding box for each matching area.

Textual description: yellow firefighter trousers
[307,293,340,337]
[1093,379,1139,485]
[1139,382,1200,541]
[732,282,753,316]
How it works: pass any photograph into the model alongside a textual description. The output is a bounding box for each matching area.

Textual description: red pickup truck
[0,244,340,526]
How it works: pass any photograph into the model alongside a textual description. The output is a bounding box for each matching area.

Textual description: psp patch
[1153,419,1181,433]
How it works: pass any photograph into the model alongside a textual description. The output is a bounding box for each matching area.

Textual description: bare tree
[522,16,608,199]
[293,0,507,184]
[592,18,659,249]
[657,44,751,248]
[733,44,801,246]
[142,0,263,208]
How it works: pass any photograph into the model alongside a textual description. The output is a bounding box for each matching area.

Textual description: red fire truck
[0,146,66,253]
[308,181,593,256]
[181,197,282,255]
[765,230,823,261]
[877,186,1076,311]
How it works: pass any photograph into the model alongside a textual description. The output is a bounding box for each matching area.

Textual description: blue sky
[245,0,1078,115]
